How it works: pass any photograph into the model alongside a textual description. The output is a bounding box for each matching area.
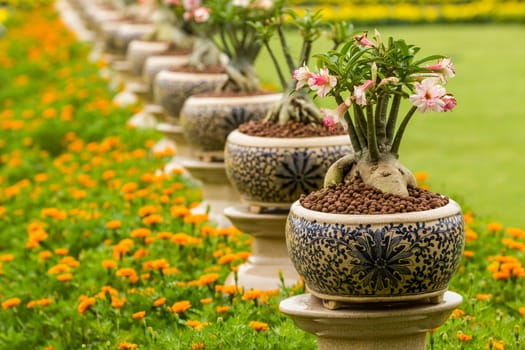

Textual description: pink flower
[425,58,455,82]
[321,101,350,132]
[353,80,374,106]
[182,0,201,10]
[292,64,313,90]
[192,7,210,22]
[409,78,446,113]
[353,32,376,48]
[232,0,250,6]
[252,0,273,9]
[307,67,337,97]
[441,94,457,112]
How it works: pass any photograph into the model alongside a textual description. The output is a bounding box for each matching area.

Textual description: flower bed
[290,0,525,23]
[0,5,523,350]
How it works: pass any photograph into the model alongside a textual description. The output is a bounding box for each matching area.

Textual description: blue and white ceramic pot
[180,93,283,161]
[285,198,465,309]
[126,40,170,76]
[224,131,352,211]
[153,70,228,121]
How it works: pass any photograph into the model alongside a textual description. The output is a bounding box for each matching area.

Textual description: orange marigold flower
[48,264,71,274]
[130,228,151,238]
[133,248,148,260]
[156,231,173,240]
[200,298,212,305]
[465,227,478,242]
[102,260,118,269]
[463,250,474,258]
[171,233,202,245]
[184,214,208,225]
[138,205,160,217]
[450,308,465,319]
[2,298,21,309]
[118,341,138,350]
[60,256,80,267]
[153,297,166,307]
[132,311,146,320]
[248,321,269,332]
[463,211,474,224]
[191,343,205,350]
[0,254,14,262]
[487,222,503,233]
[456,332,473,342]
[170,205,190,218]
[506,227,525,238]
[519,307,525,317]
[476,294,492,301]
[54,248,68,256]
[216,305,230,313]
[218,253,239,265]
[57,273,73,282]
[106,220,122,229]
[242,290,263,301]
[142,214,163,225]
[111,296,126,309]
[168,300,191,314]
[216,284,243,295]
[77,297,96,314]
[121,182,138,194]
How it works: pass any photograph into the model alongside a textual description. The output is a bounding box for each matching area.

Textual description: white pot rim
[290,197,462,224]
[156,69,229,81]
[226,129,351,148]
[185,92,283,106]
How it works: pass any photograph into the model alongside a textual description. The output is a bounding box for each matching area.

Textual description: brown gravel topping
[239,120,346,138]
[300,178,449,214]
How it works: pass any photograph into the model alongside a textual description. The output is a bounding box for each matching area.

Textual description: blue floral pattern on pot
[274,151,325,199]
[286,205,465,301]
[224,134,352,208]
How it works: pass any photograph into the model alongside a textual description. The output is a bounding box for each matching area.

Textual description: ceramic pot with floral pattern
[180,93,282,161]
[153,69,228,121]
[125,40,170,76]
[285,198,465,309]
[143,54,190,96]
[224,131,352,211]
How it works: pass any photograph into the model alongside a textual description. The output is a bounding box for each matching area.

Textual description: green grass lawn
[257,23,525,229]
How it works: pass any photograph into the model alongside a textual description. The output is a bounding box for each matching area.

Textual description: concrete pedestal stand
[280,292,462,350]
[223,206,299,291]
[181,159,239,228]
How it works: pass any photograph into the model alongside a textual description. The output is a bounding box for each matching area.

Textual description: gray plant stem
[263,41,288,89]
[352,104,367,149]
[391,105,418,156]
[366,104,380,162]
[375,93,389,151]
[385,86,402,144]
[277,24,297,75]
[335,94,361,153]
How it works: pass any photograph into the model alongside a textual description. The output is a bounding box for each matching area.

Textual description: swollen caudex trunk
[324,153,417,196]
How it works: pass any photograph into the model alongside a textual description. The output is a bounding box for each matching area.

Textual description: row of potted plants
[77,0,466,306]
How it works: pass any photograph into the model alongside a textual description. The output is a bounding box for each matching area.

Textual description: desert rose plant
[163,0,276,93]
[296,30,456,196]
[255,6,352,125]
